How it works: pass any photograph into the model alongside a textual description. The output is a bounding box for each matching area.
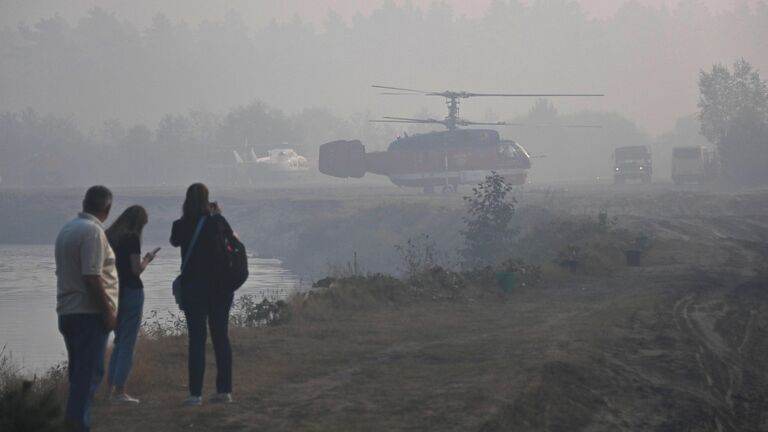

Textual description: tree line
[0,2,766,132]
[2,57,765,188]
[698,59,768,185]
[0,98,666,187]
[0,102,363,187]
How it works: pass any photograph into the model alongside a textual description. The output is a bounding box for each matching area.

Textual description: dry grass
[0,347,69,432]
[8,262,768,431]
[86,261,768,431]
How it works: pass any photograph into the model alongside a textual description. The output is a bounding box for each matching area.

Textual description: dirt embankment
[93,264,768,431]
[6,186,768,431]
[95,185,768,431]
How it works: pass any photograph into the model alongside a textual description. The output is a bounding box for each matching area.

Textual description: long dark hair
[106,205,148,246]
[182,183,211,220]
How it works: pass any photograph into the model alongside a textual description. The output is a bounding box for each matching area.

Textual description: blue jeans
[183,289,234,397]
[108,288,144,388]
[58,314,108,432]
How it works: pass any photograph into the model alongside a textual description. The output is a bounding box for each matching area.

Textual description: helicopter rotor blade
[560,124,603,129]
[458,119,602,128]
[428,92,604,98]
[457,120,526,127]
[383,116,433,121]
[383,116,445,123]
[370,119,447,125]
[374,85,603,98]
[468,93,603,97]
[519,123,603,129]
[372,85,430,94]
[370,120,426,123]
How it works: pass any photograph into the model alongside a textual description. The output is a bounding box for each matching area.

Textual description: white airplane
[233,148,308,172]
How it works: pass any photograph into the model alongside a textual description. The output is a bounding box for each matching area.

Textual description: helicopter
[319,85,602,194]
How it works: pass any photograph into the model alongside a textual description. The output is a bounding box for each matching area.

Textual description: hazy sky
[0,0,763,134]
[0,0,751,29]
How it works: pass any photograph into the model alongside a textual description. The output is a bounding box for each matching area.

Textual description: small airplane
[233,147,309,172]
[319,85,602,194]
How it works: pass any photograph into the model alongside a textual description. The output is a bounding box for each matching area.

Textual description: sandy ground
[82,185,768,431]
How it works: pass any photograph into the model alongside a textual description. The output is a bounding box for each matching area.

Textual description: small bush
[395,234,438,278]
[230,295,289,327]
[141,294,289,337]
[0,349,67,432]
[141,309,187,338]
[462,172,518,267]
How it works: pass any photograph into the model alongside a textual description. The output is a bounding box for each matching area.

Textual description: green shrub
[461,173,518,267]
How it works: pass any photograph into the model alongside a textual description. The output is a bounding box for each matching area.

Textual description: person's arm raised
[130,252,155,276]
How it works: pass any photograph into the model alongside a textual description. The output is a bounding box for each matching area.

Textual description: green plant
[141,310,187,338]
[461,172,518,267]
[395,234,437,277]
[229,295,289,327]
[141,294,291,336]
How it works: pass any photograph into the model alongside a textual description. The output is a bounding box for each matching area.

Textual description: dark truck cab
[613,145,652,184]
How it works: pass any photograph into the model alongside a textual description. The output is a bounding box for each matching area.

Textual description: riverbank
[11,262,767,431]
[0,185,464,277]
[3,185,768,430]
[5,183,766,279]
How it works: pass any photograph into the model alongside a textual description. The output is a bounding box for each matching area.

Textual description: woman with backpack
[170,183,236,406]
[105,205,158,404]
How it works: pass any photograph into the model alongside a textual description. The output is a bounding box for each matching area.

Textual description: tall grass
[141,293,291,337]
[0,346,68,432]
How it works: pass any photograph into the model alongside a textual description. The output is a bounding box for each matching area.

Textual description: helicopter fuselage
[318,129,531,190]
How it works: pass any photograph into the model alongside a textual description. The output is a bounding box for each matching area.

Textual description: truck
[613,145,652,184]
[671,146,717,184]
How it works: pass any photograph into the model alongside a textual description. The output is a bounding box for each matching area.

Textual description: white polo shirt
[55,212,119,315]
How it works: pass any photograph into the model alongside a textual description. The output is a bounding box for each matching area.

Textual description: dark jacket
[170,213,231,299]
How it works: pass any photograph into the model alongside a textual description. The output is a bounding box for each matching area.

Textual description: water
[0,244,301,372]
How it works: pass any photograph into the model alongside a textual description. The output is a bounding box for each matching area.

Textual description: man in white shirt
[55,185,118,432]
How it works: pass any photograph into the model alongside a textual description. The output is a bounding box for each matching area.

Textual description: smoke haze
[0,0,766,132]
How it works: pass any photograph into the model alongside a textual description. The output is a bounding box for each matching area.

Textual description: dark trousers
[58,314,108,432]
[183,289,234,397]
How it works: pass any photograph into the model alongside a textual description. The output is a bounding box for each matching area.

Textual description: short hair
[82,185,113,214]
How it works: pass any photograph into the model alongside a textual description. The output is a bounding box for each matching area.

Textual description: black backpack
[216,219,249,291]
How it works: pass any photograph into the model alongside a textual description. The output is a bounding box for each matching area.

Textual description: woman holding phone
[105,205,158,404]
[170,183,235,406]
